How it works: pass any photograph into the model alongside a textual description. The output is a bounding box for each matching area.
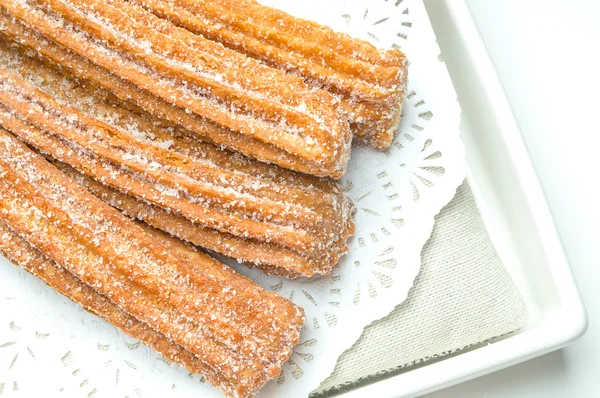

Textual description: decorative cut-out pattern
[0,0,463,397]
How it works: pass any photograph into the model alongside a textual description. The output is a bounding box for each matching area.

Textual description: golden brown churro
[0,220,231,392]
[0,0,352,177]
[0,40,355,277]
[0,13,346,177]
[0,129,304,398]
[130,0,409,148]
[0,0,408,394]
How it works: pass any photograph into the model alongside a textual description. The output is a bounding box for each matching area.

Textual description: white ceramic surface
[428,0,600,397]
[338,1,589,396]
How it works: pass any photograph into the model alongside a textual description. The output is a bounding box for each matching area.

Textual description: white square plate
[337,1,587,396]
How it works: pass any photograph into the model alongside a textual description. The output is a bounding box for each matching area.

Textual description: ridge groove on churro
[0,221,234,395]
[0,0,352,177]
[0,40,355,277]
[0,12,342,177]
[0,129,304,398]
[129,0,409,148]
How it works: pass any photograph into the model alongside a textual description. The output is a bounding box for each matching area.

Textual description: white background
[427,0,600,397]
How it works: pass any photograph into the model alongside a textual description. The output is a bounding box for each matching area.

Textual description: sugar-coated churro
[0,41,355,277]
[0,0,352,177]
[130,0,409,148]
[0,219,233,393]
[0,129,304,398]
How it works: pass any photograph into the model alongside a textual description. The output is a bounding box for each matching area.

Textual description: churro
[130,0,409,148]
[0,129,304,398]
[0,0,352,177]
[0,41,355,277]
[0,219,233,393]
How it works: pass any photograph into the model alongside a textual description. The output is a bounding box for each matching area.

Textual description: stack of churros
[0,41,355,278]
[0,0,408,395]
[0,130,304,397]
[130,0,409,148]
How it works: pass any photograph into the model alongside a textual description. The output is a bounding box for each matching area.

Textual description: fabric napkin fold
[313,181,528,396]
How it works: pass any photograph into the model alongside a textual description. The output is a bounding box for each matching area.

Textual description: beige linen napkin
[313,181,527,396]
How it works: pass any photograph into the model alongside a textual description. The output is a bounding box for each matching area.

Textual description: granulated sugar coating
[129,0,409,148]
[0,221,239,393]
[0,130,305,398]
[0,41,355,277]
[0,13,343,177]
[0,0,403,395]
[0,0,353,177]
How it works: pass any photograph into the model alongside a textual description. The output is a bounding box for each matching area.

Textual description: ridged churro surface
[0,39,355,277]
[130,0,409,148]
[0,219,236,394]
[0,129,304,398]
[0,0,352,177]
